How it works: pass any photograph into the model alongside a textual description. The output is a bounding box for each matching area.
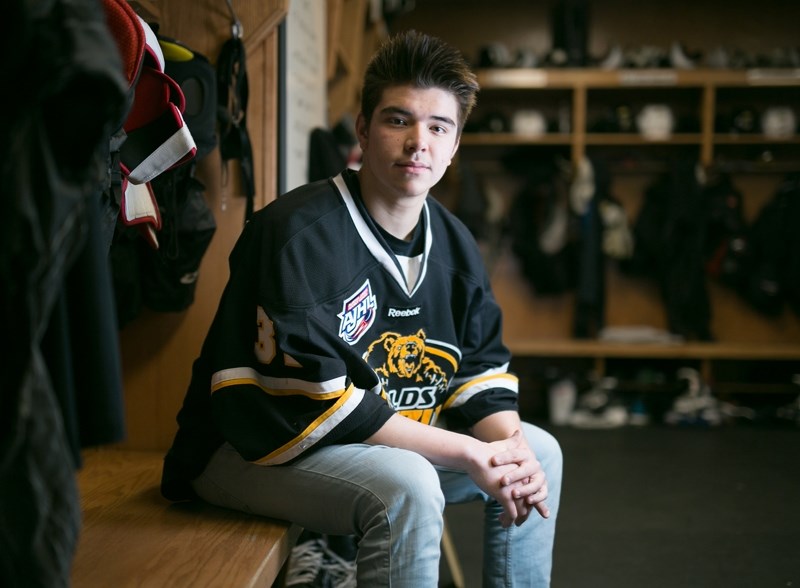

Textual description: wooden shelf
[469,67,800,166]
[476,68,800,90]
[505,339,800,361]
[584,133,703,145]
[461,132,714,146]
[462,68,800,373]
[713,134,800,145]
[461,132,572,146]
[487,239,800,377]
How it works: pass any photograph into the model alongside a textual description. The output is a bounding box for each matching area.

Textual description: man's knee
[385,449,445,506]
[358,447,445,513]
[522,423,563,480]
[354,448,445,545]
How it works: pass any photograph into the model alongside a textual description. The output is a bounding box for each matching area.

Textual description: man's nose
[404,125,427,152]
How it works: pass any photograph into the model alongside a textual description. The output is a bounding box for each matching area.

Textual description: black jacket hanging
[217,36,255,221]
[624,160,713,341]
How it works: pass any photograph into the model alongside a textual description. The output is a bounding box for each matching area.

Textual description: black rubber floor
[441,424,800,588]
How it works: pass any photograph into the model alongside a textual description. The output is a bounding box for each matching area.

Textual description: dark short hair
[360,30,479,132]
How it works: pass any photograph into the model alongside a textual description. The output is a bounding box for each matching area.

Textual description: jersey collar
[332,172,431,297]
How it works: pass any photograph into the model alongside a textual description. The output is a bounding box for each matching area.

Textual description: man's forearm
[366,413,485,471]
[470,410,524,443]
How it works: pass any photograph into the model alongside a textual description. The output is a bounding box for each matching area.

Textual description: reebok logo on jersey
[387,306,421,318]
[337,279,377,345]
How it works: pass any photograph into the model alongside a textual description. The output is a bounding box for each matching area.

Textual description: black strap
[217,36,255,221]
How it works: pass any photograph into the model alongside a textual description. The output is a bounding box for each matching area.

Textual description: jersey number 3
[255,305,276,364]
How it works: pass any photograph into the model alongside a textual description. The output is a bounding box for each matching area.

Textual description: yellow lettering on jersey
[398,407,439,425]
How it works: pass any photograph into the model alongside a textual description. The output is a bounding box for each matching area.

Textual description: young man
[161,30,562,587]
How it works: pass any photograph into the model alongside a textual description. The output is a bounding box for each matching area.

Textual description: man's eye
[431,125,446,134]
[389,117,407,126]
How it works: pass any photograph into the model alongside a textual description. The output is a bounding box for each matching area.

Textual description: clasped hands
[470,430,550,528]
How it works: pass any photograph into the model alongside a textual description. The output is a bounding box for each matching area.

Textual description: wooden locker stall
[119,0,288,450]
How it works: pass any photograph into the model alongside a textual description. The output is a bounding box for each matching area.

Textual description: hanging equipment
[217,0,255,222]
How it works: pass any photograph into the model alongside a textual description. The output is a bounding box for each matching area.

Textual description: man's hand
[464,430,549,528]
[491,430,550,522]
[463,440,525,527]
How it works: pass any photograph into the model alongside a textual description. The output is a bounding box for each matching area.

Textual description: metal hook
[225,0,243,39]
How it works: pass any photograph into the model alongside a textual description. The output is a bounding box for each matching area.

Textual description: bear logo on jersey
[337,279,377,345]
[364,329,453,424]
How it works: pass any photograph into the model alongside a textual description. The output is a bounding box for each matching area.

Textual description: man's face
[356,85,460,201]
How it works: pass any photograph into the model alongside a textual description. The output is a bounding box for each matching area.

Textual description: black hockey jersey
[162,169,518,500]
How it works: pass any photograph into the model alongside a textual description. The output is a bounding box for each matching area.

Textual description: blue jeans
[191,421,562,587]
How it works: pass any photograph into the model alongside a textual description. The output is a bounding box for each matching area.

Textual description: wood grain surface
[72,449,300,588]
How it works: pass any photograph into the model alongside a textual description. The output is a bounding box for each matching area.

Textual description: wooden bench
[72,448,301,588]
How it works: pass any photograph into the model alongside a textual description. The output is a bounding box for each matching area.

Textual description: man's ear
[355,112,369,149]
[448,135,461,166]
